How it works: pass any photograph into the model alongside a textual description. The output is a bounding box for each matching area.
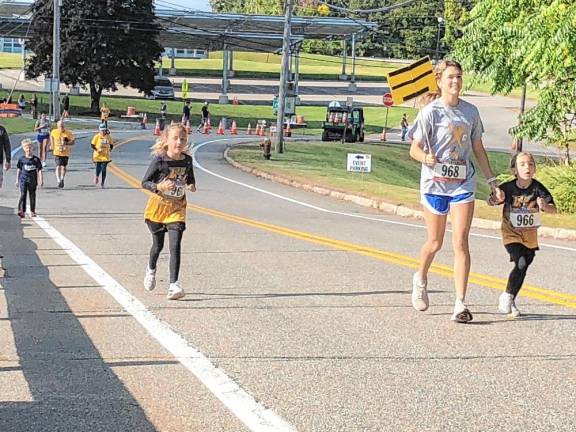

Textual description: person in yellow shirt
[100,103,110,128]
[91,124,113,188]
[50,120,75,188]
[141,123,196,300]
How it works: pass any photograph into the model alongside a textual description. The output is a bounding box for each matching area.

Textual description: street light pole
[434,17,443,63]
[275,0,292,154]
[51,0,61,122]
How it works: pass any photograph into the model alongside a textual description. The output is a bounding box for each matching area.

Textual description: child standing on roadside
[488,151,556,317]
[141,123,196,300]
[16,139,43,218]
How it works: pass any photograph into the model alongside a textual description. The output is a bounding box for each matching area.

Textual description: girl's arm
[472,138,505,201]
[537,197,557,214]
[409,140,437,166]
[15,168,20,185]
[38,169,43,187]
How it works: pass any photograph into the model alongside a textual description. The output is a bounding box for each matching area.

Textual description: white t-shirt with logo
[409,98,484,197]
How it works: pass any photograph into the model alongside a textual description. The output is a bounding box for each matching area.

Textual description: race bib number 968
[433,162,467,182]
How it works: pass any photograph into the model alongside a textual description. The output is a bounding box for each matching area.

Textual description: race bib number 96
[433,162,467,182]
[163,179,185,199]
[510,210,541,229]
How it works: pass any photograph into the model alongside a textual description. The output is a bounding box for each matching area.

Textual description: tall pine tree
[26,0,162,112]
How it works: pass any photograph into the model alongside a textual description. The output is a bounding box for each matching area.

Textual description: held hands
[487,187,505,206]
[423,153,437,167]
[156,179,175,193]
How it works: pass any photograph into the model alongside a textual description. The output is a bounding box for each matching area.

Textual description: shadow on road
[0,206,157,432]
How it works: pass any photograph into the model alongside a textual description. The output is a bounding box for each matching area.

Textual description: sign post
[382,93,394,142]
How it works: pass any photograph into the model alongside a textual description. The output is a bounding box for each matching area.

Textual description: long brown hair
[416,59,463,108]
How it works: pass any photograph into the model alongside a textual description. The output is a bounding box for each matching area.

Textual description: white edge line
[32,215,296,432]
[191,138,576,253]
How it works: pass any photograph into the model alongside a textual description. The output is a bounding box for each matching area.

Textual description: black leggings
[18,182,37,213]
[95,162,109,184]
[148,228,184,283]
[506,252,535,298]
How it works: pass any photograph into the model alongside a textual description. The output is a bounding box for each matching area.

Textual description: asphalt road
[1,131,575,431]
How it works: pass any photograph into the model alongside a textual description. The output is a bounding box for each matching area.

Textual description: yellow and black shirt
[91,133,113,162]
[141,154,195,224]
[50,129,75,157]
[499,179,554,250]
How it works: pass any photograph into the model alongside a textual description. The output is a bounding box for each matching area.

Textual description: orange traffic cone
[380,128,386,142]
[230,120,238,135]
[141,113,148,129]
[203,121,210,134]
[153,119,161,136]
[257,124,263,136]
[284,121,292,137]
[232,96,239,105]
[246,122,252,135]
[217,119,225,135]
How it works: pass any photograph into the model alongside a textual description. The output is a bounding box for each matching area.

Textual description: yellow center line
[108,136,576,310]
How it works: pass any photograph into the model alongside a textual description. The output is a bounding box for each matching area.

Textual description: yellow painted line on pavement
[108,137,576,310]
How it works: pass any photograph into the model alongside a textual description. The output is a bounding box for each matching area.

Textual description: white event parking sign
[347,153,372,173]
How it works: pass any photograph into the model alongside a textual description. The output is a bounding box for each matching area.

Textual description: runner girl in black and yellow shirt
[488,152,556,317]
[141,123,196,300]
[91,124,113,188]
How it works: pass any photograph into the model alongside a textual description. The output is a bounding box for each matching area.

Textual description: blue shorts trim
[422,192,475,215]
[37,134,49,142]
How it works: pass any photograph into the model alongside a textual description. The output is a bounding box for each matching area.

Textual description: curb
[223,143,576,242]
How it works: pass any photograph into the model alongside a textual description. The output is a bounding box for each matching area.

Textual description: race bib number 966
[510,210,541,229]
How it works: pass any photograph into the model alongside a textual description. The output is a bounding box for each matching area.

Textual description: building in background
[0,37,23,53]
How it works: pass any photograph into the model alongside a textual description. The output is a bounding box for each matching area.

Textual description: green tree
[26,0,162,112]
[454,0,576,163]
[443,0,476,48]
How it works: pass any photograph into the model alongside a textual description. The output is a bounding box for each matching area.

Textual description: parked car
[148,77,175,99]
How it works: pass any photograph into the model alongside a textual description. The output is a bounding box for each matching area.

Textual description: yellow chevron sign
[386,57,438,105]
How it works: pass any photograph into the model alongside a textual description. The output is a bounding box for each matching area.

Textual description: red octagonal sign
[383,93,394,107]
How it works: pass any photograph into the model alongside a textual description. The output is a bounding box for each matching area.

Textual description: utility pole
[51,0,61,122]
[516,84,527,152]
[275,0,292,154]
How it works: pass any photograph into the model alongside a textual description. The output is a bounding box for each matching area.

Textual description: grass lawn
[10,90,416,135]
[229,141,576,229]
[160,51,394,81]
[0,52,22,69]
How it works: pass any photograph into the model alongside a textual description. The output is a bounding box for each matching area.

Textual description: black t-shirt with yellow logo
[141,154,195,224]
[499,179,554,250]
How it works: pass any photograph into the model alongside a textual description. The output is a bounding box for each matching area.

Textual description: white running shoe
[510,301,521,318]
[498,292,514,314]
[167,281,185,300]
[143,268,156,291]
[411,272,429,311]
[451,305,473,323]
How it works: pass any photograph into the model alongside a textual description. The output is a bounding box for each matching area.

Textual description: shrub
[536,163,576,214]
